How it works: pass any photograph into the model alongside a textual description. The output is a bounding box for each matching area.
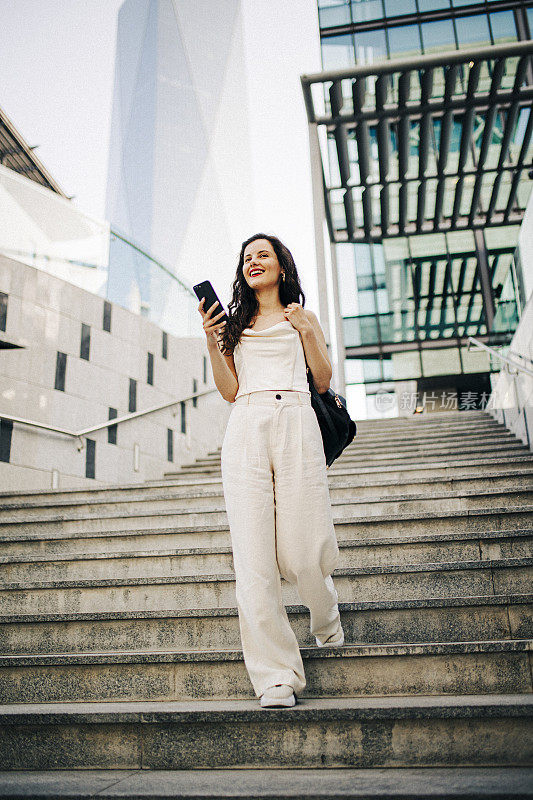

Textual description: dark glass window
[129,378,137,412]
[421,19,455,52]
[80,323,90,360]
[180,401,186,434]
[162,330,168,359]
[354,28,387,63]
[0,418,13,463]
[203,355,207,383]
[147,352,154,385]
[319,1,351,28]
[54,352,67,391]
[322,34,355,70]
[108,407,117,445]
[418,0,450,10]
[192,378,198,408]
[85,438,95,479]
[528,8,533,39]
[489,10,517,44]
[0,292,7,332]
[384,0,416,17]
[350,0,384,23]
[103,301,111,332]
[388,24,421,57]
[455,14,491,47]
[167,428,173,462]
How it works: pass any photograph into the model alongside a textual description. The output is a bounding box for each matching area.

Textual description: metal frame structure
[301,40,533,396]
[301,40,533,244]
[0,105,68,197]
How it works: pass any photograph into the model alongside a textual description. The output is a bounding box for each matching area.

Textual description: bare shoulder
[304,309,324,334]
[304,309,320,325]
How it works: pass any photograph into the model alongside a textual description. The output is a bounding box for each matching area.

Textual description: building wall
[0,255,230,491]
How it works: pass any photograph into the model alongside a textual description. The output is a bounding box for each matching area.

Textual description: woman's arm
[207,338,239,402]
[198,297,239,403]
[300,310,333,394]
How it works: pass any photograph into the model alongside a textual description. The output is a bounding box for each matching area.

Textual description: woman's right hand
[198,297,227,346]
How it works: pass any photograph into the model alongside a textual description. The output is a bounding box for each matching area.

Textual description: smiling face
[242,239,283,290]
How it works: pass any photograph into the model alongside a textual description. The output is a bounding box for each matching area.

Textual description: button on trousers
[220,389,342,697]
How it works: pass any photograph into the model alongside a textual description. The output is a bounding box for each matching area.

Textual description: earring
[282,272,285,281]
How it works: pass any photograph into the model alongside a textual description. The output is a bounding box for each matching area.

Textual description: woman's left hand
[284,303,311,333]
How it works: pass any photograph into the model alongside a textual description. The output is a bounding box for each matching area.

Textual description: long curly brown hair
[218,232,306,356]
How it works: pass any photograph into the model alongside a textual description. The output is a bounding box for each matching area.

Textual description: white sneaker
[260,683,296,708]
[315,627,345,647]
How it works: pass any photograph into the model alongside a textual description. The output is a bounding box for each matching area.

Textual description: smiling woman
[197,232,344,711]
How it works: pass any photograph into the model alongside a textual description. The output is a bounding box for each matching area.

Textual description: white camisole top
[233,320,311,401]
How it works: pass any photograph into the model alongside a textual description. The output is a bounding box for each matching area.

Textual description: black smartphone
[193,280,228,323]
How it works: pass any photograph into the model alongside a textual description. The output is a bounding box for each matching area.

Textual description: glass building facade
[105,0,249,334]
[315,0,533,417]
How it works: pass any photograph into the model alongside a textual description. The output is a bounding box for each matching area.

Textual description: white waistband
[234,390,311,406]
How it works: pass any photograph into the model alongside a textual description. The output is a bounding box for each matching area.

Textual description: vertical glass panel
[528,8,533,39]
[489,10,517,43]
[108,408,117,445]
[384,0,416,16]
[351,0,385,22]
[455,14,491,47]
[167,428,174,462]
[129,378,137,412]
[388,24,422,57]
[85,439,95,480]
[345,358,365,383]
[322,34,355,70]
[103,300,111,332]
[421,19,456,53]
[319,1,351,28]
[54,352,67,392]
[355,243,373,275]
[354,28,387,63]
[80,323,90,361]
[336,244,359,316]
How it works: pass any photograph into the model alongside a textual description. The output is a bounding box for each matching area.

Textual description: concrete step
[1,766,532,799]
[189,433,522,463]
[1,505,531,558]
[160,453,533,483]
[2,528,531,584]
[1,487,531,539]
[177,442,530,472]
[0,556,531,614]
[2,466,533,513]
[170,448,533,477]
[0,694,531,769]
[1,478,532,526]
[2,593,530,656]
[1,639,531,704]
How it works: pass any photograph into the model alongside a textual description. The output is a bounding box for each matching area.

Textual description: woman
[198,232,344,709]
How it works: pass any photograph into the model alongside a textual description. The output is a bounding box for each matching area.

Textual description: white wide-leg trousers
[220,388,342,698]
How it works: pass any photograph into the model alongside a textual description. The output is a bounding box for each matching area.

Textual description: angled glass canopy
[301,40,533,244]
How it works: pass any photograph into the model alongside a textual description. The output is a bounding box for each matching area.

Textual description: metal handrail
[1,387,219,450]
[467,336,533,379]
[468,336,531,449]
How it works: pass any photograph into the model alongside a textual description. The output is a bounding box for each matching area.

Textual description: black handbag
[305,363,357,468]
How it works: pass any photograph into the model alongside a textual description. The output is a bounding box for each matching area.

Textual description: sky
[0,0,124,221]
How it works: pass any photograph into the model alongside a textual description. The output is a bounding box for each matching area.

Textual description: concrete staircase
[0,409,532,797]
